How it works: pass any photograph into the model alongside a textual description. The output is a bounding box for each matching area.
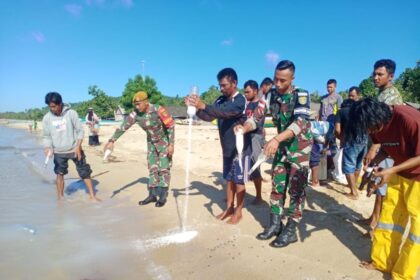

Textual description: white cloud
[221,38,233,46]
[265,50,279,66]
[31,31,45,43]
[65,4,83,17]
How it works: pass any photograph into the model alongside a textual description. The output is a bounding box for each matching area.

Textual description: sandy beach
[2,119,417,280]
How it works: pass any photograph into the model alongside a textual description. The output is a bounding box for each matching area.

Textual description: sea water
[0,125,171,280]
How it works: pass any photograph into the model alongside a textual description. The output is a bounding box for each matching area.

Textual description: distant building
[165,106,188,119]
[114,106,126,121]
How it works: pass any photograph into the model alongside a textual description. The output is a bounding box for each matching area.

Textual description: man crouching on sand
[42,92,99,201]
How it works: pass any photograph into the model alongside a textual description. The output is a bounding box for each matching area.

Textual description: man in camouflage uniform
[241,60,312,248]
[105,91,175,207]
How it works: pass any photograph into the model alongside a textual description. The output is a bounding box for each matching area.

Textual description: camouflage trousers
[270,152,309,222]
[147,141,172,189]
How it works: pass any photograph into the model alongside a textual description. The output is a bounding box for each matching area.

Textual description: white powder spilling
[181,117,193,231]
[135,230,198,250]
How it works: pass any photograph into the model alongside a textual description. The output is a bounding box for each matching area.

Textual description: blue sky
[1,0,419,112]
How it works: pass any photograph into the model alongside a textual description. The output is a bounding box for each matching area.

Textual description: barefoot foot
[358,217,372,226]
[226,213,242,225]
[90,196,102,202]
[359,261,377,270]
[345,193,359,200]
[251,198,264,205]
[216,208,234,220]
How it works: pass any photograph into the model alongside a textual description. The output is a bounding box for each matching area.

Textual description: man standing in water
[187,68,248,224]
[242,60,312,247]
[42,92,99,201]
[105,91,175,207]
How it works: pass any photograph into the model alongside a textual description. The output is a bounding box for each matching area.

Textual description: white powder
[135,230,198,250]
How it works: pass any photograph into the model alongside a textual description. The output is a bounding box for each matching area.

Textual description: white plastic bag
[332,148,347,184]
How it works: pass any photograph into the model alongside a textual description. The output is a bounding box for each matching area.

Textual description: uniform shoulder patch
[297,91,309,105]
[157,106,175,128]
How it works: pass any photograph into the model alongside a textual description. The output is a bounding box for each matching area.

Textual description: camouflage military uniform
[267,88,312,221]
[110,104,175,192]
[378,85,403,105]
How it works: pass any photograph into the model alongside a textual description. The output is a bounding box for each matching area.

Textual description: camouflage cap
[132,91,148,103]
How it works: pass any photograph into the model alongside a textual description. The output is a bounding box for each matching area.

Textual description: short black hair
[346,98,392,142]
[217,68,238,82]
[275,60,295,74]
[349,86,361,95]
[45,92,63,105]
[244,80,258,90]
[374,59,396,74]
[260,77,273,87]
[327,79,337,85]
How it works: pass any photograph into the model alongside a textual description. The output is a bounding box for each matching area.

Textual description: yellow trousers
[372,175,420,280]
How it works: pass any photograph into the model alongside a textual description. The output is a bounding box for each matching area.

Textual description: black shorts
[53,151,92,179]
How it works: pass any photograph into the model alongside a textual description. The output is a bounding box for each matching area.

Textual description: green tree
[310,90,321,103]
[201,85,221,104]
[0,107,48,120]
[71,86,119,119]
[358,77,376,98]
[161,94,184,106]
[395,64,420,103]
[87,85,119,118]
[121,75,163,110]
[338,90,348,101]
[28,108,47,120]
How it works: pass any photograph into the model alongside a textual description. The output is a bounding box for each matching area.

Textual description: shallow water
[0,126,173,280]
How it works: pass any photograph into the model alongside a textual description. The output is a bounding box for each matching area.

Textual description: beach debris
[21,225,37,235]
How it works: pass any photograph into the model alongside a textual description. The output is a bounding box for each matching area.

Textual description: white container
[103,149,112,162]
[187,85,199,118]
[235,128,244,172]
[235,128,244,154]
[44,150,52,167]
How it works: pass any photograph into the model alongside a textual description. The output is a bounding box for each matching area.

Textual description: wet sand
[3,119,417,280]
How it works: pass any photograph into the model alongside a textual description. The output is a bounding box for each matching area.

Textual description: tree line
[1,62,418,121]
